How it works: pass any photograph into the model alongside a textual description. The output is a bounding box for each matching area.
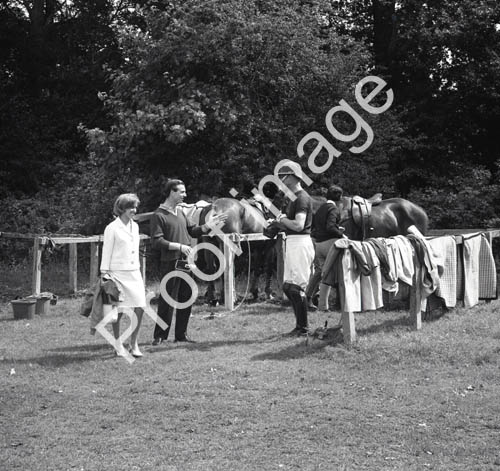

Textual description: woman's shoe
[130,348,143,358]
[115,345,128,357]
[127,343,143,357]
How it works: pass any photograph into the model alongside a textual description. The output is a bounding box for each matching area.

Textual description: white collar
[159,203,178,214]
[115,217,133,233]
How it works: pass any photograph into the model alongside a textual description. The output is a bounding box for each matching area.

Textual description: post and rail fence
[0,232,148,296]
[2,228,499,346]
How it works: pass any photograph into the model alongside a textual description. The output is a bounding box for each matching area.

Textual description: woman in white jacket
[101,193,146,357]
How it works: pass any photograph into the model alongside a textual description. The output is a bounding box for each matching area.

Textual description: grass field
[1,289,500,470]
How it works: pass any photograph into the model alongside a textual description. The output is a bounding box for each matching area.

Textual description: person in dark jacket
[273,161,315,336]
[305,185,345,311]
[150,179,226,345]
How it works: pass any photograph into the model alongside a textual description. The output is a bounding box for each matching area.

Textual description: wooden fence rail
[220,229,500,346]
[1,232,149,295]
[2,228,499,346]
[340,229,500,346]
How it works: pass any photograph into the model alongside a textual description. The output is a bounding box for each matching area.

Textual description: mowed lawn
[1,293,500,471]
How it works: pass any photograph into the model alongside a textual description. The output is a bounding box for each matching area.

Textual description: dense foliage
[84,0,397,209]
[1,0,500,236]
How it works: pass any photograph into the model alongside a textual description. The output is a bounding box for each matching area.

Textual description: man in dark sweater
[150,179,226,345]
[274,161,315,336]
[305,185,345,311]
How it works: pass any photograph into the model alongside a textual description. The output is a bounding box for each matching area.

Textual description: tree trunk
[372,0,396,72]
[26,0,57,95]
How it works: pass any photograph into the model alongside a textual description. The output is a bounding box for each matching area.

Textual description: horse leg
[199,237,224,306]
[214,277,223,304]
[205,281,219,307]
[264,268,273,299]
[263,245,276,299]
[249,244,266,301]
[260,241,277,300]
[249,269,260,301]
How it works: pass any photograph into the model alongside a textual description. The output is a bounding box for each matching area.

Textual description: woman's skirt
[111,269,146,309]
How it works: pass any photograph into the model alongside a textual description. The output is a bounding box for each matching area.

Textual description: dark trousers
[154,260,193,341]
[283,282,308,330]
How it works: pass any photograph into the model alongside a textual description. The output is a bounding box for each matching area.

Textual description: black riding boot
[283,282,298,327]
[283,282,308,333]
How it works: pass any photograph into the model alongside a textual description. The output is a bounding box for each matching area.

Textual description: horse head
[197,197,263,279]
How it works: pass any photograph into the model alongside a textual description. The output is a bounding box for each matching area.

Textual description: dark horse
[137,194,428,305]
[201,194,428,304]
[309,194,428,240]
[271,189,428,242]
[199,197,276,304]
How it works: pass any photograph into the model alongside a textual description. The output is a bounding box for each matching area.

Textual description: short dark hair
[113,193,140,216]
[327,185,343,201]
[165,179,185,197]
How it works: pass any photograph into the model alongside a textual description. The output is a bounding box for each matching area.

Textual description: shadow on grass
[250,329,344,361]
[144,329,342,355]
[0,350,116,367]
[48,343,117,353]
[147,338,261,354]
[345,310,447,338]
[195,301,287,318]
[355,314,413,337]
[0,340,126,367]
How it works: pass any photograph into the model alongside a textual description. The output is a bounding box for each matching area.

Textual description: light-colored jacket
[100,217,141,271]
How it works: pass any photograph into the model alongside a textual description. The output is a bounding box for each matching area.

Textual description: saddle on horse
[245,195,274,220]
[341,193,382,240]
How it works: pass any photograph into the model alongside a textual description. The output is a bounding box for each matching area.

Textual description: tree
[84,0,402,214]
[325,0,500,209]
[5,0,498,233]
[0,0,122,200]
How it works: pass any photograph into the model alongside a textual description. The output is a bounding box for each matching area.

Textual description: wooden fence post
[89,242,99,283]
[224,235,235,311]
[69,243,78,293]
[409,253,422,330]
[31,237,43,295]
[342,311,356,346]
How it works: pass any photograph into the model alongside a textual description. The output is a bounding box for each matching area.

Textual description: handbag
[79,288,94,317]
[80,280,99,317]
